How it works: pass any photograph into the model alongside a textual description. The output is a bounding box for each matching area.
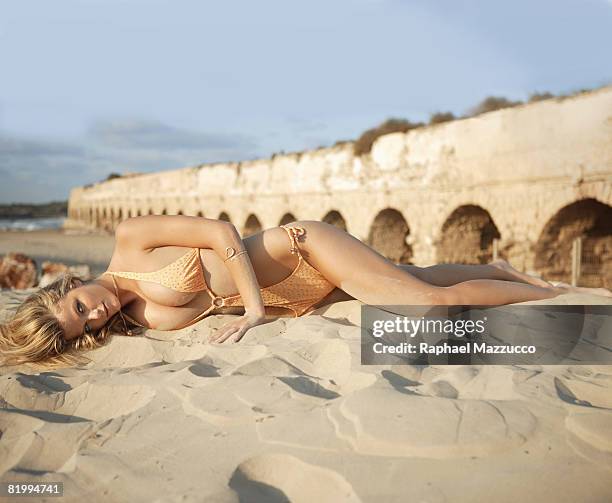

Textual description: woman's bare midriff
[108,226,340,329]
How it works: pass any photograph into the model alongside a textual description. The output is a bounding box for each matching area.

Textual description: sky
[1,0,611,203]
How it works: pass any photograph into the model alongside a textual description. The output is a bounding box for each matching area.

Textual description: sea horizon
[0,217,66,232]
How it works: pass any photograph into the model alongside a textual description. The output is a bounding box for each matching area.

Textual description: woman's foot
[549,281,612,298]
[488,258,553,289]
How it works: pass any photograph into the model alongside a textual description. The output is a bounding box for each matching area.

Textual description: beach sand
[1,231,611,502]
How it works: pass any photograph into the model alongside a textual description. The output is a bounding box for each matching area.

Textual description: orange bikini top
[104,247,225,329]
[105,247,208,293]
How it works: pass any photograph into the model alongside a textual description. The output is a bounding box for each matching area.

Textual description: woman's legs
[397,261,551,288]
[398,259,612,297]
[294,220,565,306]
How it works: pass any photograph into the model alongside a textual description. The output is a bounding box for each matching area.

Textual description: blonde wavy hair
[0,272,143,370]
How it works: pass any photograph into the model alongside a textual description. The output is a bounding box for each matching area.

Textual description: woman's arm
[115,215,265,319]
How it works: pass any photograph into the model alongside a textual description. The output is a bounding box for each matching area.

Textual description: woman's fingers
[211,331,229,343]
[220,327,247,344]
[217,329,237,344]
[209,315,258,344]
[210,322,243,344]
[227,329,246,343]
[211,328,234,343]
[209,323,235,343]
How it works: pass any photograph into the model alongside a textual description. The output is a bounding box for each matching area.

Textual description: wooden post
[571,236,582,287]
[492,238,499,261]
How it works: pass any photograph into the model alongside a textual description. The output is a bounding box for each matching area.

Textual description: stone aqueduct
[66,87,612,287]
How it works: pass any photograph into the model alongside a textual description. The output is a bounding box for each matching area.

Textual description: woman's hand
[209,311,267,344]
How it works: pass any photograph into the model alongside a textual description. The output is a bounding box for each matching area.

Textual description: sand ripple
[230,453,361,503]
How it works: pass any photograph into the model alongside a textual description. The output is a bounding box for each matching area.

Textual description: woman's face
[54,278,120,341]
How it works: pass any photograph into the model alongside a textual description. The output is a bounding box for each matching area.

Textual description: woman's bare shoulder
[106,243,147,272]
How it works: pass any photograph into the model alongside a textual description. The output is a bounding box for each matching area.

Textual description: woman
[1,215,609,368]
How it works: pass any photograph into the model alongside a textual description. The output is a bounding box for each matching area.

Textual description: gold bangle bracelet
[224,247,248,262]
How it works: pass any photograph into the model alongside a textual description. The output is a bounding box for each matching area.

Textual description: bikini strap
[281,225,306,256]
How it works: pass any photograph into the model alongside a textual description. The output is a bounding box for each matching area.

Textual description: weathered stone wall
[65,87,612,286]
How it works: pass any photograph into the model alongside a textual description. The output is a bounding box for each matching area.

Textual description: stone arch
[322,210,347,231]
[112,208,120,229]
[161,209,167,215]
[243,214,263,237]
[436,205,501,264]
[177,210,183,215]
[118,208,123,221]
[368,208,412,264]
[197,211,204,217]
[101,208,111,231]
[218,212,231,223]
[279,213,296,226]
[534,198,612,287]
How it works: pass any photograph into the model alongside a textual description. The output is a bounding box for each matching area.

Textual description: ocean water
[0,217,66,231]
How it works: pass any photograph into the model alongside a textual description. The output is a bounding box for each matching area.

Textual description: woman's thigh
[288,220,448,304]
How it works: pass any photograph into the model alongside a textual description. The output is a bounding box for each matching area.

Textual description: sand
[1,230,611,502]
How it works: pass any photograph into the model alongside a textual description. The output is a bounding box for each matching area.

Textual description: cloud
[0,120,260,203]
[0,136,83,158]
[284,116,328,135]
[87,119,255,151]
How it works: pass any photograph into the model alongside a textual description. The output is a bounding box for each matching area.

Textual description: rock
[38,262,91,288]
[0,253,37,289]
